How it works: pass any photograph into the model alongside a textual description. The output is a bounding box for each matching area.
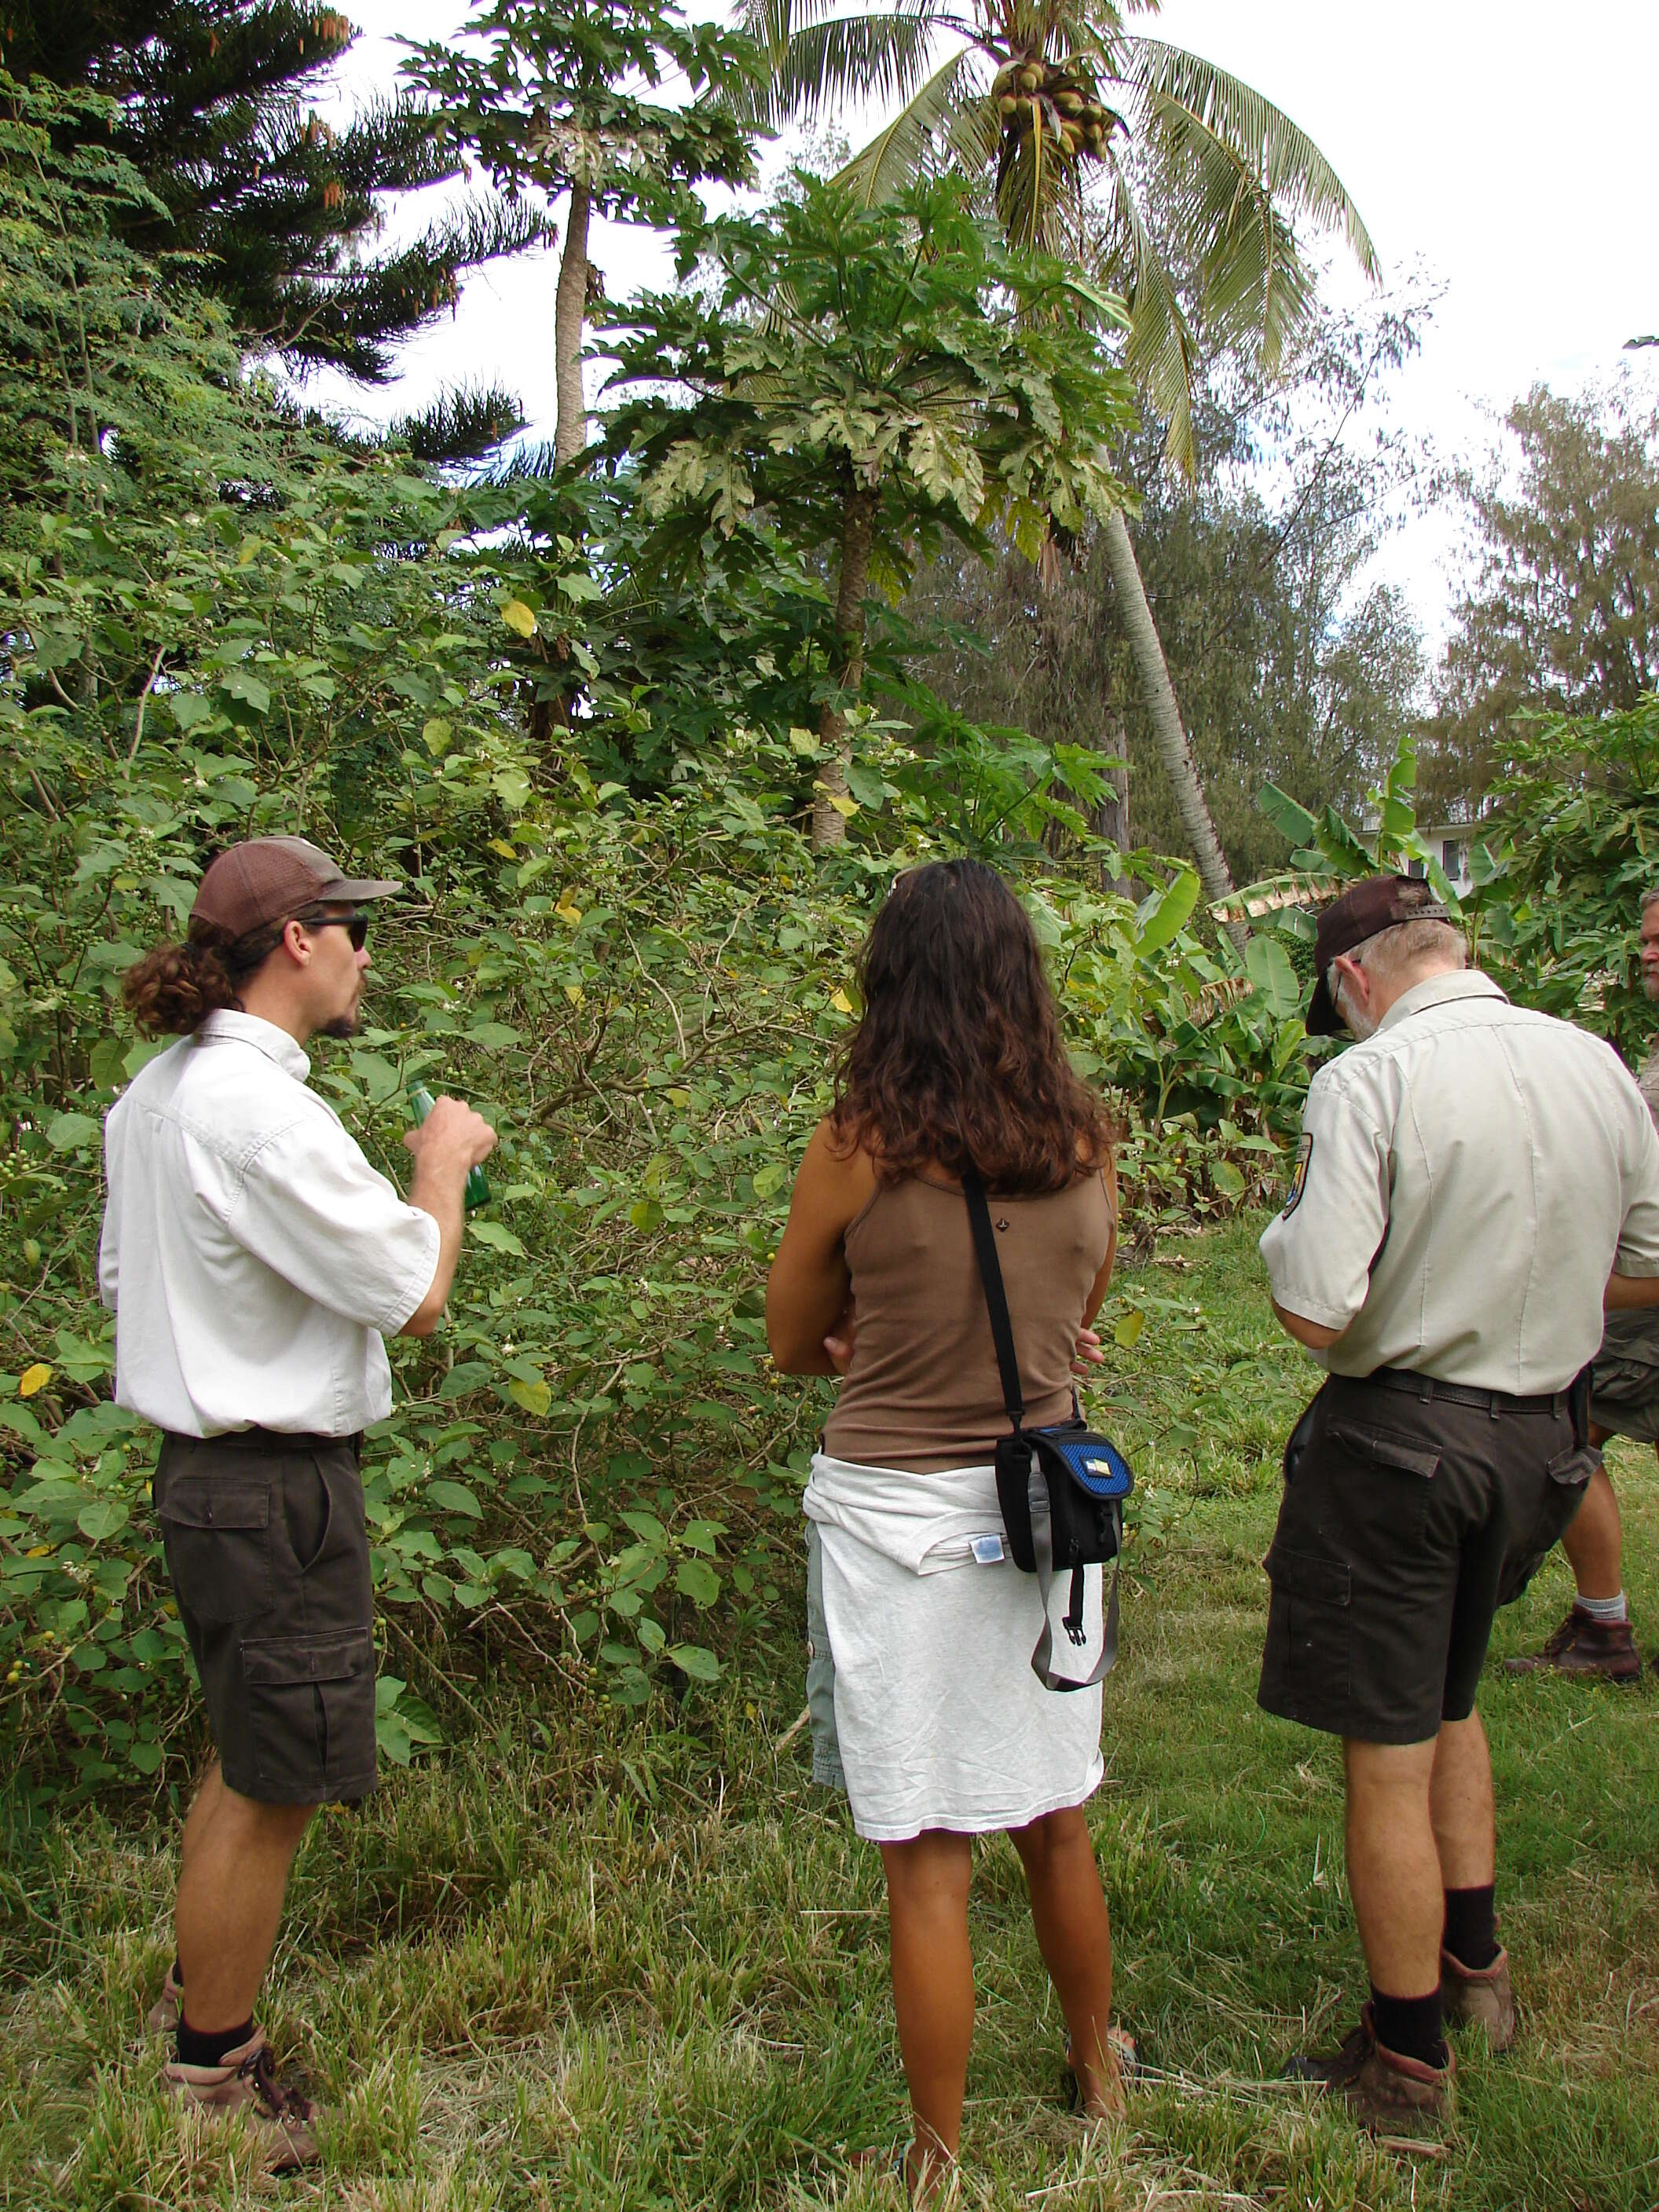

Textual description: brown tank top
[821,1169,1114,1474]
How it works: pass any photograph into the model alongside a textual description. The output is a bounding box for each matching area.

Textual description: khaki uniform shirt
[1639,1043,1659,1133]
[1259,972,1659,1394]
[1599,1041,1659,1367]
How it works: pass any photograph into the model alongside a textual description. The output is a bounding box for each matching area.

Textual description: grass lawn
[4,1217,1657,2209]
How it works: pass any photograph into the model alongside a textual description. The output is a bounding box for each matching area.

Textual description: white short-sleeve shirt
[1259,972,1659,1394]
[98,1011,441,1437]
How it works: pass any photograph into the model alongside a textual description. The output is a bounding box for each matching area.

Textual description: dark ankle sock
[1369,1987,1448,2071]
[175,2015,255,2069]
[170,1955,183,1988]
[1442,1884,1499,1971]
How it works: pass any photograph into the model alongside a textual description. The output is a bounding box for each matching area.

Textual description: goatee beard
[320,1010,360,1041]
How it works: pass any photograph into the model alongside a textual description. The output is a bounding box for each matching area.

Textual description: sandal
[842,2139,912,2196]
[1064,2025,1138,2117]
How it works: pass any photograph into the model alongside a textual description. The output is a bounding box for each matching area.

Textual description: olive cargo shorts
[1258,1373,1596,1745]
[154,1429,377,1804]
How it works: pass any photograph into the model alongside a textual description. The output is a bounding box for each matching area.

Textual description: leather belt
[1354,1368,1569,1418]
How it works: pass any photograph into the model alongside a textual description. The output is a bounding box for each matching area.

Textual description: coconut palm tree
[736,0,1376,905]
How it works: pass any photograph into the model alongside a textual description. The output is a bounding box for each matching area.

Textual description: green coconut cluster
[991,57,1119,163]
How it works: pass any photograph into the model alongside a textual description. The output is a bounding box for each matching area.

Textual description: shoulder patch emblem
[1281,1131,1313,1218]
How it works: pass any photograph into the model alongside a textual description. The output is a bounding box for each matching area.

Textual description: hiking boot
[1285,2004,1453,2130]
[1440,1944,1515,2051]
[162,2027,320,2173]
[145,1961,183,2038]
[1503,1605,1642,1682]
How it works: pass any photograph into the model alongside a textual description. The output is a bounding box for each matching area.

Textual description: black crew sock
[175,2015,255,2069]
[1442,1883,1499,1971]
[1368,1987,1448,2071]
[170,1954,183,1989]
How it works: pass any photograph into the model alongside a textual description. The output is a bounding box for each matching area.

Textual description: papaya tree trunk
[553,182,591,468]
[812,485,876,851]
[1101,505,1243,939]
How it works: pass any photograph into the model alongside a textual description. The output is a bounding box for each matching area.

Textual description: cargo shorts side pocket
[155,1474,273,1624]
[1264,1545,1353,1705]
[239,1625,377,1804]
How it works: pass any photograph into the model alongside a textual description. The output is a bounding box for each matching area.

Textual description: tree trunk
[812,485,876,851]
[553,182,592,468]
[1096,727,1133,897]
[1101,506,1243,941]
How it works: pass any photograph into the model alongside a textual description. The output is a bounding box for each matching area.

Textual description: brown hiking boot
[1503,1605,1641,1681]
[1440,1944,1515,2051]
[145,1961,183,2038]
[1286,2005,1453,2130]
[162,2027,320,2172]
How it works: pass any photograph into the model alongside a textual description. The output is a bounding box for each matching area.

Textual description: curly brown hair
[120,917,284,1038]
[828,860,1114,1193]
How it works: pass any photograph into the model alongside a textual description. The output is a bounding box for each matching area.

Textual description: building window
[1407,856,1426,880]
[1443,839,1463,880]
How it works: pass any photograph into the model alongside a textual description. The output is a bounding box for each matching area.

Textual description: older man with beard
[1507,886,1659,1681]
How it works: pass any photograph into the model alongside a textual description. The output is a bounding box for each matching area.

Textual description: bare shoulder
[793,1116,879,1223]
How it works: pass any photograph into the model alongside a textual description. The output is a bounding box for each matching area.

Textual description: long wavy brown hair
[121,917,285,1038]
[829,860,1113,1192]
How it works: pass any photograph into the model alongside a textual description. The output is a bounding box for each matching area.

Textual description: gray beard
[1337,987,1379,1042]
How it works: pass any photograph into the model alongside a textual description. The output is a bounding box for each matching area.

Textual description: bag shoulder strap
[961,1169,1024,1425]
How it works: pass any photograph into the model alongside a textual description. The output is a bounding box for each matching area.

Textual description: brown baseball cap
[190,837,401,939]
[1306,874,1452,1036]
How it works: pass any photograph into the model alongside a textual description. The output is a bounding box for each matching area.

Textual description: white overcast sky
[306,0,1659,657]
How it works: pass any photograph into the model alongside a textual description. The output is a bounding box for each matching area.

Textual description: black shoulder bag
[963,1170,1133,1691]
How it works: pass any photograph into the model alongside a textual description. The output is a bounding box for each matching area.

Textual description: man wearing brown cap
[100,837,495,2169]
[1508,884,1659,1680]
[1255,875,1659,2128]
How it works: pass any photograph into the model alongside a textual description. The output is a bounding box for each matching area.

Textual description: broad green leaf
[469,1221,526,1256]
[46,1114,99,1152]
[666,1643,720,1683]
[675,1558,720,1606]
[427,1479,482,1518]
[1134,870,1199,955]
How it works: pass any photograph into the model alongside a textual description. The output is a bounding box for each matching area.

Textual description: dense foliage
[3,21,1652,1807]
[0,68,1304,1799]
[1427,380,1659,813]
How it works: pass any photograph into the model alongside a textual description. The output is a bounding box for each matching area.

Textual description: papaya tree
[598,174,1137,846]
[405,0,758,467]
[734,0,1377,906]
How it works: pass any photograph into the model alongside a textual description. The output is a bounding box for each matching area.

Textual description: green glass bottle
[407,1082,492,1211]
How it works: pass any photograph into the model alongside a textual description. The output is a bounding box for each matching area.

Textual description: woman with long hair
[767,859,1126,2199]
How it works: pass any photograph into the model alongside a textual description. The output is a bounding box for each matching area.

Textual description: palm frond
[836,46,987,207]
[731,3,946,131]
[1133,80,1317,378]
[1120,38,1378,277]
[1107,166,1199,473]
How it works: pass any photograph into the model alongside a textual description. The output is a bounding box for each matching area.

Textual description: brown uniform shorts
[153,1429,377,1805]
[1591,1309,1659,1445]
[1258,1372,1597,1745]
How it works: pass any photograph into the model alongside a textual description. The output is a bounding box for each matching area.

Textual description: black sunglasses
[298,909,369,951]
